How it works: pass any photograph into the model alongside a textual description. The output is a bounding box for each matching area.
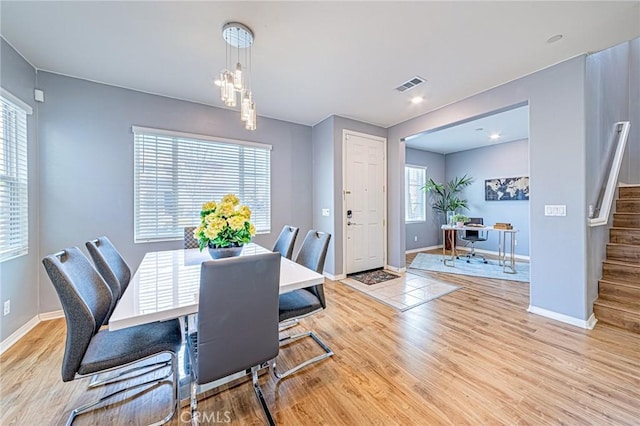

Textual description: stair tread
[599,278,640,287]
[595,298,640,312]
[611,227,640,230]
[603,259,640,267]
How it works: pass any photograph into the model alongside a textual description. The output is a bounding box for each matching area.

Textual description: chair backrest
[463,217,484,240]
[194,252,281,384]
[85,236,131,300]
[42,247,113,382]
[272,225,299,259]
[184,226,199,249]
[294,230,331,308]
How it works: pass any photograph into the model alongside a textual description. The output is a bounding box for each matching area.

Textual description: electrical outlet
[514,240,518,246]
[414,236,418,242]
[3,300,10,316]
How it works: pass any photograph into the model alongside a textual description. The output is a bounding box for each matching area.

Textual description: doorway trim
[342,129,388,276]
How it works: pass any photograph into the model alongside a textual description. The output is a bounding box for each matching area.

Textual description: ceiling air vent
[395,76,426,92]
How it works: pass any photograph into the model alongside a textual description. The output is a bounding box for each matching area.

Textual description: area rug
[341,273,459,312]
[347,268,400,285]
[409,253,529,283]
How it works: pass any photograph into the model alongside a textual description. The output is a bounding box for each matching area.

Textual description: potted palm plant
[422,175,473,248]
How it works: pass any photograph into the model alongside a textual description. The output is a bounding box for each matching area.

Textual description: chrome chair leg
[278,319,299,332]
[252,366,276,426]
[190,375,199,426]
[88,358,171,388]
[66,352,177,426]
[271,331,333,381]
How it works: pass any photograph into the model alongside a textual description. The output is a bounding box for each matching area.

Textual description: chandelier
[217,22,257,130]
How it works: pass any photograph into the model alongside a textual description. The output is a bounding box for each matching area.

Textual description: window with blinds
[0,92,30,262]
[133,127,271,243]
[405,165,426,223]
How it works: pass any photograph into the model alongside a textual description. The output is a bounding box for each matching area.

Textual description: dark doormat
[347,268,400,285]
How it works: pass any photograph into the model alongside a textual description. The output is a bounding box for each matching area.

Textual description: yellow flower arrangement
[194,194,256,250]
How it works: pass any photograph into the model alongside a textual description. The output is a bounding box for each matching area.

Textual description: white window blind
[405,165,426,222]
[133,127,271,243]
[0,93,29,262]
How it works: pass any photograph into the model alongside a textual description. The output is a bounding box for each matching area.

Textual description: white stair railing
[588,121,631,227]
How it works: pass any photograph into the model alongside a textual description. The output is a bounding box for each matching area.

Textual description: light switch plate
[544,205,567,216]
[322,208,330,217]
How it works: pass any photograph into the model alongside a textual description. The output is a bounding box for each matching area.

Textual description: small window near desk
[405,165,426,223]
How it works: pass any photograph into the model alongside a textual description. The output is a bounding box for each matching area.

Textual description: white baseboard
[0,315,40,355]
[385,264,406,274]
[406,245,442,254]
[324,272,346,281]
[0,310,66,355]
[527,305,598,330]
[39,310,65,321]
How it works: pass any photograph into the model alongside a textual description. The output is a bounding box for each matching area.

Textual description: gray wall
[630,37,640,184]
[311,116,336,273]
[404,148,444,251]
[37,72,313,313]
[620,37,640,184]
[389,55,590,321]
[0,38,39,341]
[445,139,530,256]
[585,38,640,314]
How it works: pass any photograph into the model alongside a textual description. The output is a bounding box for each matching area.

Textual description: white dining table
[109,243,325,331]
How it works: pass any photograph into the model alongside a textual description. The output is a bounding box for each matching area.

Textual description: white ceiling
[405,104,530,154]
[1,1,638,128]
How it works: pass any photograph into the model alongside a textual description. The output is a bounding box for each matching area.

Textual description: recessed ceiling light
[490,133,501,140]
[410,96,424,104]
[547,34,563,44]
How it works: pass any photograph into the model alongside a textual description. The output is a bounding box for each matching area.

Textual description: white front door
[344,131,386,274]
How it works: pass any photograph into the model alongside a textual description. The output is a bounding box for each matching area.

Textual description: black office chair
[184,226,199,249]
[187,252,281,426]
[272,230,333,381]
[42,247,181,426]
[458,217,488,263]
[272,225,299,259]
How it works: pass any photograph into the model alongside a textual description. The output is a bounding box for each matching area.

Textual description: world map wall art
[485,176,530,201]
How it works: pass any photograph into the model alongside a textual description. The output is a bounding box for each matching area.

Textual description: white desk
[441,225,519,273]
[109,243,325,331]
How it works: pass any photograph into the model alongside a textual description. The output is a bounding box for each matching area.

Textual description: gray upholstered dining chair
[184,226,199,249]
[86,236,171,388]
[42,247,181,426]
[271,230,333,381]
[86,236,131,325]
[187,252,281,426]
[272,225,299,259]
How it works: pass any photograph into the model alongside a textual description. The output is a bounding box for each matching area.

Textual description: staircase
[594,185,640,333]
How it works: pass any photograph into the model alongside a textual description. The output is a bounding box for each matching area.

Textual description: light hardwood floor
[2,251,640,425]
